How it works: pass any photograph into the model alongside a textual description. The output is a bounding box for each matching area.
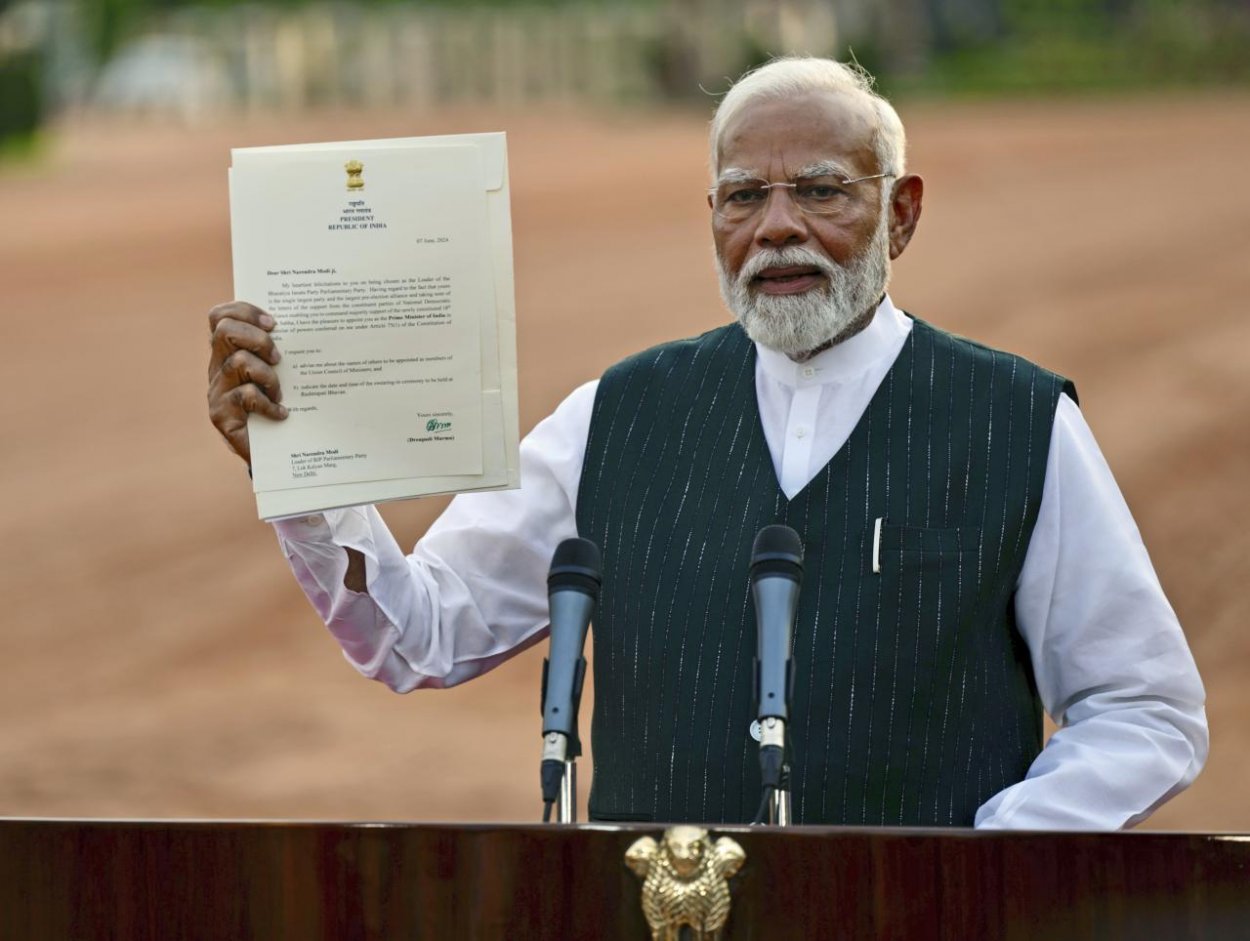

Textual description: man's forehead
[716,89,878,175]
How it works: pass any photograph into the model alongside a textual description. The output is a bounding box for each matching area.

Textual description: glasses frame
[710,172,896,219]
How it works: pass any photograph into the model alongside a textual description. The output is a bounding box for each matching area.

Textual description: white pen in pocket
[872,516,884,574]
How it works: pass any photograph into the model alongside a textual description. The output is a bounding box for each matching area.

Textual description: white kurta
[273,296,1207,830]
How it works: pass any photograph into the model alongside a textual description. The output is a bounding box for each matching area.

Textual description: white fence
[18,0,853,115]
[195,4,666,109]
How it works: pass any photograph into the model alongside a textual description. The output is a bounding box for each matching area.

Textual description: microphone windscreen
[750,524,803,581]
[548,537,603,595]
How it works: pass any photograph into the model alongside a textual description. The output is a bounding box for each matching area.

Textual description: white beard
[716,216,891,357]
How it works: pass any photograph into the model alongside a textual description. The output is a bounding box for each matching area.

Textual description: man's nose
[754,187,808,247]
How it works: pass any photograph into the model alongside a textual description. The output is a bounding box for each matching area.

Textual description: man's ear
[888,174,924,260]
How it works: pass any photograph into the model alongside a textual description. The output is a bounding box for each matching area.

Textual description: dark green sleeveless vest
[575,317,1075,826]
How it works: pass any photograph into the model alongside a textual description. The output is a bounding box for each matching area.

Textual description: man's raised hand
[207,301,287,465]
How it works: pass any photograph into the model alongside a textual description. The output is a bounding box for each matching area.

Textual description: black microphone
[539,537,602,816]
[750,524,803,792]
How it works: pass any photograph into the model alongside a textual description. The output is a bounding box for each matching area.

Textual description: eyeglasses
[710,173,894,222]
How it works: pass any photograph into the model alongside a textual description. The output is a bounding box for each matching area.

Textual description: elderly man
[207,57,1206,828]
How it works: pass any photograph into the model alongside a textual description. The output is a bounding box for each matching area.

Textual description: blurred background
[1,0,1247,829]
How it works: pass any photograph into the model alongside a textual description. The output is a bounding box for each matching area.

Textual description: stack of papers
[228,133,520,520]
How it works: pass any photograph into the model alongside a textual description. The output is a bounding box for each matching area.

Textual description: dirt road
[0,95,1246,829]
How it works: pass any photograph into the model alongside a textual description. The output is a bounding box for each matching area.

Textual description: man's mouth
[751,266,827,295]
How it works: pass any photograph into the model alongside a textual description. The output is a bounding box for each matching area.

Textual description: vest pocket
[864,523,979,590]
[876,522,967,558]
[858,523,983,660]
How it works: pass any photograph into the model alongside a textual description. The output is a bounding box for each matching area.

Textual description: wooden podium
[2,819,1247,939]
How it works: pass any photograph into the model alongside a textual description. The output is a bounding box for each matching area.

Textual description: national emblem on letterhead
[345,160,364,191]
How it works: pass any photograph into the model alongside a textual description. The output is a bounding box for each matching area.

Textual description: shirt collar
[754,295,911,388]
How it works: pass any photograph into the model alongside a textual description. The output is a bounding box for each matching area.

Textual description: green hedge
[0,48,44,147]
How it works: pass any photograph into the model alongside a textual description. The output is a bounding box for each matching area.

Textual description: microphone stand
[539,538,600,824]
[768,763,792,826]
[749,524,803,828]
[758,715,792,827]
[559,760,577,823]
[541,727,581,823]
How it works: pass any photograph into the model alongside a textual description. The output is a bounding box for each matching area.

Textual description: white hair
[709,56,907,180]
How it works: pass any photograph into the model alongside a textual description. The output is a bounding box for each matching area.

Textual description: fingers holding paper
[207,301,287,464]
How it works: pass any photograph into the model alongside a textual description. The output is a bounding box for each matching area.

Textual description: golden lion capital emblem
[625,825,746,941]
[344,159,364,191]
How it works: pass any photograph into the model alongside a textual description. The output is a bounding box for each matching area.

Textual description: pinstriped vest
[575,317,1075,826]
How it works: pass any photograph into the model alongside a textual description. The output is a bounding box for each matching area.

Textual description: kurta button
[795,427,808,438]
